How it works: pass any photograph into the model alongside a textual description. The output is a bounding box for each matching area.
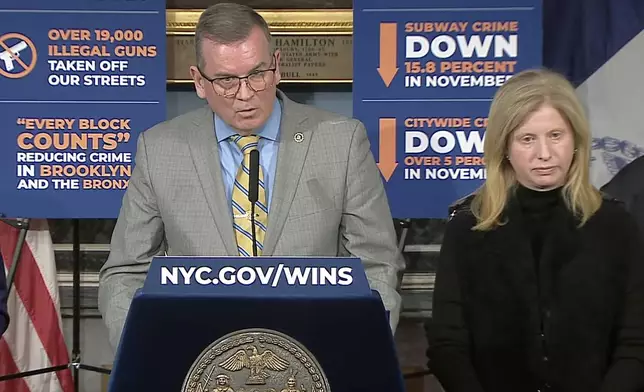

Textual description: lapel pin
[294,132,304,143]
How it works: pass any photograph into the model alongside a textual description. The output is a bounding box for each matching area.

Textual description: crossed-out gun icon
[0,40,28,72]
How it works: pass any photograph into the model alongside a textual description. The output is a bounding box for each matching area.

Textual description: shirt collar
[214,97,282,143]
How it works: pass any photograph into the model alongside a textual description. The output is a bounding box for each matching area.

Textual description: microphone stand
[250,204,257,257]
[248,149,260,257]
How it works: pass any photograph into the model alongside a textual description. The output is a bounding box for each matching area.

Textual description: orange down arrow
[377,23,398,87]
[377,118,397,181]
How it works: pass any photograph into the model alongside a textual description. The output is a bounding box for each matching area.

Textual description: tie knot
[232,134,259,155]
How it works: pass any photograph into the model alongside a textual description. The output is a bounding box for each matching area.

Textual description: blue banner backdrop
[0,0,166,218]
[353,0,542,218]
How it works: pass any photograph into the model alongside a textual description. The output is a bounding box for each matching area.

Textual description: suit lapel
[262,93,312,255]
[186,107,237,256]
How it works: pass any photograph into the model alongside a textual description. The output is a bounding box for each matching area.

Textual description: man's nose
[236,79,254,101]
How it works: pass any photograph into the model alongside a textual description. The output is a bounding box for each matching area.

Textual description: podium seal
[182,328,332,392]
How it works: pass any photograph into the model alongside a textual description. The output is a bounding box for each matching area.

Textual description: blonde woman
[425,69,644,392]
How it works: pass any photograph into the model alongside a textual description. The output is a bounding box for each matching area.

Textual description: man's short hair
[194,2,272,70]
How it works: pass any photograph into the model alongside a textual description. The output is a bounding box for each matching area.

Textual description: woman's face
[507,104,575,190]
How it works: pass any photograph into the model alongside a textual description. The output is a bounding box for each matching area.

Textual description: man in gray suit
[98,2,404,350]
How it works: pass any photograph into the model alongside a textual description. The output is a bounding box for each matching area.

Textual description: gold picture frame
[166,9,354,84]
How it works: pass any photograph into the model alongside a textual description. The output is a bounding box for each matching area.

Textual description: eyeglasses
[199,54,277,98]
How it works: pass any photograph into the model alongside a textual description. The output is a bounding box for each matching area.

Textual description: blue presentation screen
[0,0,166,218]
[353,0,542,218]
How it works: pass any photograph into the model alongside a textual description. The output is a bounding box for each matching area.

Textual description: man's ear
[190,66,207,99]
[273,49,282,85]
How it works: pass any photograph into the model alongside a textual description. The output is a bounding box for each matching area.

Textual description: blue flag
[543,0,644,187]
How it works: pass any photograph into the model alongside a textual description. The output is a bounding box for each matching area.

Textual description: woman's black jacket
[425,195,644,392]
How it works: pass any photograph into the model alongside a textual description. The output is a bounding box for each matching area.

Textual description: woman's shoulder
[446,194,478,232]
[448,195,473,218]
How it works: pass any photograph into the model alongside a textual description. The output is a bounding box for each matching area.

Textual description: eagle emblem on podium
[181,329,331,392]
[219,345,290,385]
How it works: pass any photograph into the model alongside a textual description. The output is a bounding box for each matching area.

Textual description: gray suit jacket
[98,90,405,350]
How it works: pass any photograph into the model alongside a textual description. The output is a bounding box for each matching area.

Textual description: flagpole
[0,217,30,296]
[72,218,80,392]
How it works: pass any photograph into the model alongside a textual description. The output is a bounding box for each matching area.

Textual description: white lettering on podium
[272,263,284,287]
[338,267,353,286]
[256,266,275,285]
[159,265,354,287]
[195,267,211,285]
[320,268,335,285]
[237,267,256,285]
[219,267,235,285]
[284,267,310,285]
[179,266,196,284]
[161,267,179,285]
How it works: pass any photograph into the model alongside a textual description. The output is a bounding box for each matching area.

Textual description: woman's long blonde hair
[471,68,602,231]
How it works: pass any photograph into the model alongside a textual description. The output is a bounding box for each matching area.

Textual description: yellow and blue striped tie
[231,135,267,256]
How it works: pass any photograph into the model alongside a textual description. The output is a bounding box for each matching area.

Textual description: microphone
[248,149,260,256]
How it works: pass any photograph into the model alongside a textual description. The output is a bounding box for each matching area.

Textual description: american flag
[0,219,74,392]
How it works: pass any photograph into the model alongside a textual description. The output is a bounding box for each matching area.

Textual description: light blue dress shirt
[214,98,282,213]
